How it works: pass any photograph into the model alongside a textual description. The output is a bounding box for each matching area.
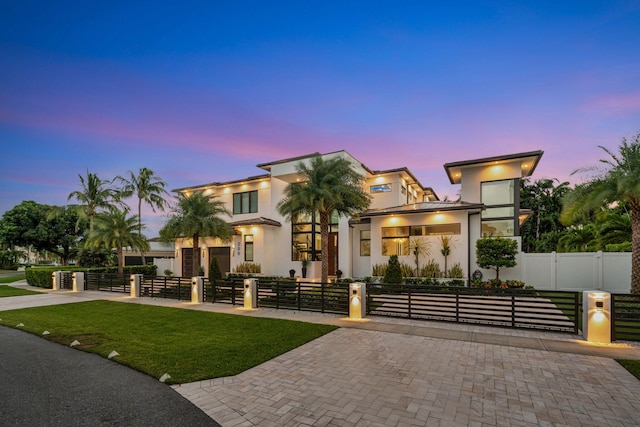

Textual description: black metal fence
[612,294,640,341]
[85,273,130,293]
[141,276,192,300]
[366,284,580,333]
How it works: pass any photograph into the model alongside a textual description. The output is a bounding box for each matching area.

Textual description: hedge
[26,265,157,288]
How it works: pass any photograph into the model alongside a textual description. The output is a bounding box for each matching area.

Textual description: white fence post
[349,282,366,319]
[583,291,611,343]
[72,272,84,292]
[130,274,143,298]
[191,276,204,304]
[243,278,258,309]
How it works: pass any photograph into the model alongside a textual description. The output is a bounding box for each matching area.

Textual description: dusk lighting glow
[1,1,639,236]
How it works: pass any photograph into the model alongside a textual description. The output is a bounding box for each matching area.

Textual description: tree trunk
[192,233,200,277]
[117,247,124,276]
[138,198,146,265]
[631,204,640,294]
[320,211,330,283]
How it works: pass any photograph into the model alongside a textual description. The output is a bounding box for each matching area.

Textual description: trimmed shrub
[420,259,442,278]
[209,256,222,281]
[234,262,261,273]
[383,255,403,284]
[448,262,464,279]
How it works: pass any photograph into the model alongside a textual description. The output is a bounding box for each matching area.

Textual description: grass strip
[0,274,26,284]
[0,284,41,297]
[0,300,336,384]
[617,360,640,381]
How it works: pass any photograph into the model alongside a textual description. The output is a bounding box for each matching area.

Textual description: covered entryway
[209,247,231,276]
[181,248,201,276]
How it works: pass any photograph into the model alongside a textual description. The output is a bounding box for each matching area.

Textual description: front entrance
[328,232,338,276]
[181,248,201,277]
[209,247,231,276]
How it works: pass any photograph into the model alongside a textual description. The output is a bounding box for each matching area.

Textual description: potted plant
[289,269,296,279]
[301,258,309,278]
[336,269,342,279]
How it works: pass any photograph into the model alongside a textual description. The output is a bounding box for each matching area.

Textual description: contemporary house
[171,149,543,280]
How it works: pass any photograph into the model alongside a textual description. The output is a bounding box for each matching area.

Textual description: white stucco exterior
[172,149,543,280]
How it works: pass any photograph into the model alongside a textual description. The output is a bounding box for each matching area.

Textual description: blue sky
[1,1,639,235]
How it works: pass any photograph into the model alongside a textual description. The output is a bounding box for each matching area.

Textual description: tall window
[244,234,254,262]
[291,211,338,261]
[233,190,258,214]
[481,179,517,237]
[360,230,371,256]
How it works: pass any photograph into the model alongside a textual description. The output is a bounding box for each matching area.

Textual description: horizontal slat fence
[366,284,579,333]
[85,273,130,293]
[612,294,640,341]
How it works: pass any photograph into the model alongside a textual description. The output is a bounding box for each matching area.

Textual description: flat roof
[443,150,544,184]
[359,201,484,218]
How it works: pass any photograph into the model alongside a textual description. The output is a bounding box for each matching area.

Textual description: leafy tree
[159,191,234,277]
[77,248,116,268]
[86,209,149,275]
[475,237,518,282]
[0,201,85,265]
[561,132,640,293]
[67,170,118,231]
[384,254,403,284]
[0,249,24,270]
[519,178,570,252]
[114,167,169,264]
[277,155,371,282]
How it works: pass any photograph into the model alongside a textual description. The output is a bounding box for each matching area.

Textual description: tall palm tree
[115,167,169,264]
[68,170,118,231]
[561,132,640,293]
[597,211,631,248]
[86,209,150,275]
[277,155,371,283]
[159,191,234,277]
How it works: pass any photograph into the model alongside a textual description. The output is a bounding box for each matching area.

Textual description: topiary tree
[209,256,222,281]
[475,237,518,282]
[383,254,403,284]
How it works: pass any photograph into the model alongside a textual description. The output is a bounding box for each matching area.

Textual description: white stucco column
[129,274,143,298]
[244,278,258,309]
[583,291,611,343]
[191,276,204,303]
[72,272,84,292]
[349,282,366,319]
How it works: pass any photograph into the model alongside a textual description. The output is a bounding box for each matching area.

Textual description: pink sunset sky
[1,1,639,236]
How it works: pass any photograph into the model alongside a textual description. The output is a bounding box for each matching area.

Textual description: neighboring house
[172,149,543,279]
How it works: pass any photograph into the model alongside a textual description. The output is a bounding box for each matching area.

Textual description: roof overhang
[443,150,544,184]
[359,201,485,218]
[229,217,282,228]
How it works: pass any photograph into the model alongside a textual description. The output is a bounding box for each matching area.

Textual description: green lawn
[0,285,41,297]
[0,300,337,384]
[617,360,640,381]
[0,274,26,284]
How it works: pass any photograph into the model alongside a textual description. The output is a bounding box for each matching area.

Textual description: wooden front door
[182,247,200,277]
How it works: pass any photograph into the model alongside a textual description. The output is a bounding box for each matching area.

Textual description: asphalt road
[0,325,220,426]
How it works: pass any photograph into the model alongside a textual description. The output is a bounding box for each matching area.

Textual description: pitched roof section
[229,217,282,227]
[359,201,484,218]
[371,167,439,201]
[172,174,271,193]
[443,150,544,184]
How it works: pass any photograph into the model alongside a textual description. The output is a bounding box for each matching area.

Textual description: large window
[481,179,517,237]
[360,230,371,256]
[244,234,254,262]
[233,190,258,214]
[382,223,461,256]
[291,212,338,261]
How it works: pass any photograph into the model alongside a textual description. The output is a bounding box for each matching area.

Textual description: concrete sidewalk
[3,282,640,426]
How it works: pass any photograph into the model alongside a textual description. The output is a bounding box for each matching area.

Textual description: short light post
[583,291,611,343]
[244,278,258,309]
[349,282,366,320]
[130,274,143,298]
[72,271,84,292]
[191,276,204,303]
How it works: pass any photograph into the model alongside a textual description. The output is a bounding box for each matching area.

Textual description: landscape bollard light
[72,271,84,292]
[349,282,366,320]
[583,291,611,344]
[191,276,204,303]
[244,278,258,309]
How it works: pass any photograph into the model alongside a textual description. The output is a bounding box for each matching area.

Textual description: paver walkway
[3,283,640,426]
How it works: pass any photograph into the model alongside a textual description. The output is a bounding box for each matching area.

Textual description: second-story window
[233,190,258,214]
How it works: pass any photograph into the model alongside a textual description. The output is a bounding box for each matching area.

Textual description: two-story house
[171,149,543,280]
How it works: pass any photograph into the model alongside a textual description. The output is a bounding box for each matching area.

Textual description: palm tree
[115,167,169,264]
[561,132,640,293]
[277,155,371,283]
[557,224,598,252]
[86,209,149,275]
[68,170,118,231]
[159,191,234,277]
